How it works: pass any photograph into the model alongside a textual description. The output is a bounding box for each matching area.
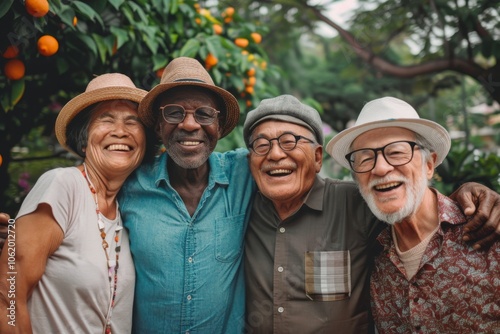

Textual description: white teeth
[269,169,292,175]
[375,182,400,190]
[107,144,131,151]
[180,141,201,146]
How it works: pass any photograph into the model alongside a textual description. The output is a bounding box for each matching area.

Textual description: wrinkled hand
[0,212,10,251]
[449,182,500,250]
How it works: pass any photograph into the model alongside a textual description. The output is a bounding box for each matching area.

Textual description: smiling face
[156,87,221,170]
[248,120,322,218]
[84,100,146,176]
[351,127,435,225]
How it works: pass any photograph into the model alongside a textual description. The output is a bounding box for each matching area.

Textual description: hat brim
[55,86,148,157]
[139,82,240,138]
[325,118,451,169]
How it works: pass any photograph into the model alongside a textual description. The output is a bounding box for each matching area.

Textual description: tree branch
[302,2,486,79]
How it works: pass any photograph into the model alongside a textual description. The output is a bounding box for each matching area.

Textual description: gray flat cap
[243,94,324,147]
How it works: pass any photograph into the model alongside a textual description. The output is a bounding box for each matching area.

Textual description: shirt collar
[434,189,466,226]
[302,175,325,211]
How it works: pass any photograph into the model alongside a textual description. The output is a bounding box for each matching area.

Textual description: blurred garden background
[1,0,499,215]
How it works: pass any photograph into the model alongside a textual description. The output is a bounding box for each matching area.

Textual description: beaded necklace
[82,163,122,334]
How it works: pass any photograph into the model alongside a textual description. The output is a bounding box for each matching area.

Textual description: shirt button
[188,257,193,263]
[277,266,284,272]
[279,227,285,233]
[278,307,284,313]
[187,295,192,301]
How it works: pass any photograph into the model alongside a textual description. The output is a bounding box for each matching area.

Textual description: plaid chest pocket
[304,250,351,301]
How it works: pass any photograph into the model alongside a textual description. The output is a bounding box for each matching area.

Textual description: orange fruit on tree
[247,67,256,77]
[4,59,25,80]
[195,18,201,25]
[247,76,256,86]
[37,35,59,56]
[213,24,223,35]
[73,16,78,26]
[0,154,2,167]
[205,53,218,70]
[25,0,49,17]
[234,38,249,48]
[2,46,19,59]
[245,86,254,94]
[156,68,165,78]
[224,7,235,17]
[250,32,262,44]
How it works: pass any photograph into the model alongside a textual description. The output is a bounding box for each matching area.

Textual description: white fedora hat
[325,96,451,170]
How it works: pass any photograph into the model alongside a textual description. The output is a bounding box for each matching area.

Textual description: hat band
[173,78,207,83]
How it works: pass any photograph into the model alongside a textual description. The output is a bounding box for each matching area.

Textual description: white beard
[358,164,429,225]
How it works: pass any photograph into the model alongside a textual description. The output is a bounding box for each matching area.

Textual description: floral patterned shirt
[370,190,500,333]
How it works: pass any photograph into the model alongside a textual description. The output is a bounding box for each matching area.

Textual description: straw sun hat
[325,96,451,170]
[139,57,240,138]
[55,73,148,157]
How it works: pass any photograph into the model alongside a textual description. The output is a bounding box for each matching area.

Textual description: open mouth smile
[374,182,402,192]
[106,144,132,152]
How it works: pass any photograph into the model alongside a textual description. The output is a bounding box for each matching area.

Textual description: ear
[315,145,323,173]
[217,122,223,139]
[426,152,438,179]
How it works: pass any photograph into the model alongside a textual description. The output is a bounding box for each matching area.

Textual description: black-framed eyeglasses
[160,104,220,125]
[345,140,422,173]
[249,133,315,156]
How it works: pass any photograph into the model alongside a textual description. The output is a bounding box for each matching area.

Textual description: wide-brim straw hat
[325,96,451,169]
[139,57,240,138]
[55,73,148,156]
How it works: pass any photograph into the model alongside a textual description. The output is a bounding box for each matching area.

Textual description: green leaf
[1,80,25,112]
[56,58,70,75]
[170,0,179,14]
[75,33,98,57]
[152,54,169,71]
[212,67,222,84]
[72,1,104,27]
[179,38,201,58]
[128,2,148,23]
[110,27,130,49]
[58,7,76,29]
[109,0,125,11]
[0,0,14,19]
[205,35,221,58]
[92,34,109,63]
[144,35,159,54]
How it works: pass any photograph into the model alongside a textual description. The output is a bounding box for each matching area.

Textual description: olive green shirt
[245,176,383,333]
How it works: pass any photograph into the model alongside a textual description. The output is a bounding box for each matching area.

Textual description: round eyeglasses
[160,104,220,125]
[249,133,315,156]
[345,140,422,173]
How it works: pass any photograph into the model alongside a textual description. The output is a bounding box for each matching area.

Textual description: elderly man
[242,95,500,333]
[243,95,382,333]
[326,97,500,333]
[119,57,256,333]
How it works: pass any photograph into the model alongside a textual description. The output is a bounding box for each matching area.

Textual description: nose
[111,121,129,137]
[177,111,201,131]
[266,139,287,160]
[371,151,394,175]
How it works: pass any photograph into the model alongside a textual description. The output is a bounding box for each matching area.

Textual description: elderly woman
[0,73,148,333]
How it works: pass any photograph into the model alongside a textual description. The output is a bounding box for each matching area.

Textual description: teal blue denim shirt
[119,148,256,333]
